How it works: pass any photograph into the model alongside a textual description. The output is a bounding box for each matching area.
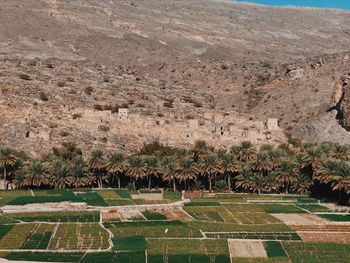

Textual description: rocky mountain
[0,0,350,155]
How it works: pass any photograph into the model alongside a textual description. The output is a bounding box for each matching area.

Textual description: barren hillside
[0,0,350,154]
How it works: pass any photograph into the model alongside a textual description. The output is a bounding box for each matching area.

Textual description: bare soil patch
[162,209,192,221]
[298,232,350,244]
[102,209,120,221]
[228,239,267,258]
[271,213,329,225]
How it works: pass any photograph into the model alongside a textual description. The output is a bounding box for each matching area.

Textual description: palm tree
[262,173,280,194]
[219,153,242,190]
[304,146,325,175]
[200,155,221,192]
[274,160,298,193]
[252,151,273,174]
[192,140,209,161]
[176,158,198,190]
[267,148,286,169]
[71,157,91,188]
[13,165,27,189]
[107,153,126,189]
[293,153,307,171]
[162,157,178,192]
[25,159,47,187]
[233,141,256,162]
[48,159,72,189]
[291,173,312,195]
[145,156,161,189]
[317,159,350,194]
[235,167,254,193]
[331,144,350,160]
[89,150,106,189]
[126,156,146,190]
[0,147,16,189]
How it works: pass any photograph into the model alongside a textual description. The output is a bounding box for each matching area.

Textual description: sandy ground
[271,213,329,225]
[228,240,267,258]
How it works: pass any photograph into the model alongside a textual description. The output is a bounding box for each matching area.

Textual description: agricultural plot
[0,215,18,224]
[271,213,328,225]
[188,221,292,233]
[142,211,167,220]
[21,223,56,249]
[0,223,37,249]
[105,221,202,238]
[112,236,146,251]
[5,252,85,262]
[283,242,350,263]
[7,211,100,222]
[184,206,227,222]
[263,241,288,258]
[0,225,13,239]
[229,240,267,258]
[162,209,193,221]
[0,190,32,206]
[147,238,230,263]
[48,223,109,250]
[1,190,350,263]
[298,232,350,244]
[291,224,350,232]
[115,189,131,199]
[81,251,146,263]
[206,232,301,240]
[96,190,119,199]
[317,213,350,221]
[296,203,330,212]
[224,203,305,214]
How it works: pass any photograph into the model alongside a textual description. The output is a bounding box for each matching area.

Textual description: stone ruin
[68,107,285,148]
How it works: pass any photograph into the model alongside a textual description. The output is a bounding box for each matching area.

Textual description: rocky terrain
[0,0,350,154]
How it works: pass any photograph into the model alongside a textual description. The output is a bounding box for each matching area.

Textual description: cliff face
[1,0,350,153]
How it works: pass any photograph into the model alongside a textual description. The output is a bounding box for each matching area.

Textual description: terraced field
[1,189,350,263]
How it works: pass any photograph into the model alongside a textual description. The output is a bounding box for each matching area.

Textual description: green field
[0,190,349,263]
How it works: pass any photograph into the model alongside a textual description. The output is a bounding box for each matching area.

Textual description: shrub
[19,73,32,80]
[98,125,110,132]
[39,91,49,101]
[85,86,94,95]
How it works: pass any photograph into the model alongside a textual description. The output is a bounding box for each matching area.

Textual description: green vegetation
[148,239,230,263]
[112,236,146,251]
[0,225,13,239]
[48,223,109,250]
[1,140,349,206]
[185,201,221,207]
[105,221,202,238]
[206,232,301,240]
[0,224,38,249]
[115,189,131,198]
[318,213,350,221]
[142,212,167,220]
[297,203,330,212]
[264,241,288,258]
[5,252,85,262]
[21,224,55,249]
[8,211,100,222]
[283,242,350,262]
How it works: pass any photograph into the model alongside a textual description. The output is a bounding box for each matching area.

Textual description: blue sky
[235,0,350,10]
